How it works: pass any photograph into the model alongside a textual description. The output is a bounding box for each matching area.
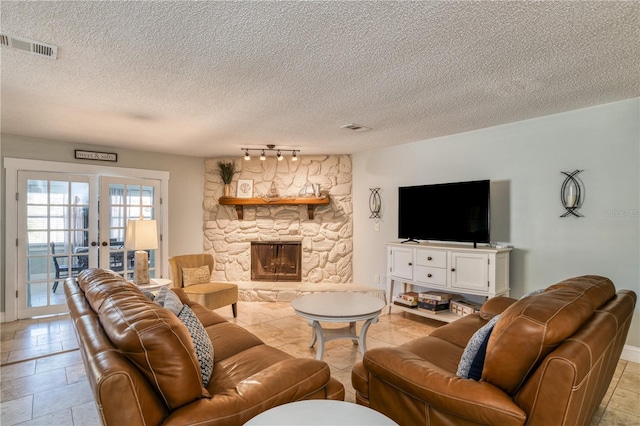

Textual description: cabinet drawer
[415,249,447,268]
[415,266,447,287]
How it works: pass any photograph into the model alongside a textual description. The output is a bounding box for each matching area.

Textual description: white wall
[1,134,205,313]
[352,98,640,347]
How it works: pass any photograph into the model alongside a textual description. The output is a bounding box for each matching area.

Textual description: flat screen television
[398,180,490,246]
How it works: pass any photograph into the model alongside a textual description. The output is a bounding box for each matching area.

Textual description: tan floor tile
[34,350,82,374]
[0,395,33,426]
[597,407,640,425]
[1,368,67,402]
[71,400,101,425]
[1,360,36,382]
[65,363,88,385]
[613,360,627,378]
[1,331,16,341]
[0,337,39,352]
[14,408,73,426]
[617,371,640,393]
[6,343,63,364]
[61,338,79,351]
[607,387,640,417]
[623,361,640,375]
[32,380,93,418]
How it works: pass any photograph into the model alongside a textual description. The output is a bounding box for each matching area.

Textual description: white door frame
[4,158,170,322]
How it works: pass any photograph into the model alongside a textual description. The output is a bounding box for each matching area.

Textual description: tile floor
[1,301,639,425]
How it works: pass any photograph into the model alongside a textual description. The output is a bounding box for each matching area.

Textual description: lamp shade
[125,219,158,250]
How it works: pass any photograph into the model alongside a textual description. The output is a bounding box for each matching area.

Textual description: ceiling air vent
[341,123,372,133]
[0,33,57,59]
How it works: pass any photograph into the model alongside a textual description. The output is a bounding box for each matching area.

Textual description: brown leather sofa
[65,268,344,426]
[352,275,636,426]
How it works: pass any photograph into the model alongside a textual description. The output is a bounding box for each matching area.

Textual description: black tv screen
[398,180,490,244]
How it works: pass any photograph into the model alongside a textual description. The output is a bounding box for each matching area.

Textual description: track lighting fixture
[240,145,300,161]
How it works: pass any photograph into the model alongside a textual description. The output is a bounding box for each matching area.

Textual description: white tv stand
[387,242,512,323]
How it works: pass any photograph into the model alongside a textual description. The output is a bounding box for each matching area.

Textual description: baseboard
[621,345,640,363]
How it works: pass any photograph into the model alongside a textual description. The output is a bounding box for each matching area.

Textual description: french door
[15,172,161,319]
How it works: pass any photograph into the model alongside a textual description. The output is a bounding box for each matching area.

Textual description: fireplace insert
[251,241,302,282]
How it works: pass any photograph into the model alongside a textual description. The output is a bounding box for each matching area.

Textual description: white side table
[291,292,385,360]
[136,278,172,292]
[245,400,397,425]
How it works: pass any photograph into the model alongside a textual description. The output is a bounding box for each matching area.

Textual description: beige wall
[1,134,204,313]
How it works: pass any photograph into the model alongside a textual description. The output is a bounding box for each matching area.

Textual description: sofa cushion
[482,285,594,394]
[182,265,211,287]
[457,314,500,380]
[178,305,214,387]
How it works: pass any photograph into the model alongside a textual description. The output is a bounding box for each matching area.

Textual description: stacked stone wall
[203,155,353,283]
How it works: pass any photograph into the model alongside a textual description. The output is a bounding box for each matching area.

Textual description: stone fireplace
[251,241,301,281]
[202,154,353,284]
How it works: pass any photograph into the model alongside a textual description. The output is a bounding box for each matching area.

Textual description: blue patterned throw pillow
[178,305,214,387]
[457,314,501,380]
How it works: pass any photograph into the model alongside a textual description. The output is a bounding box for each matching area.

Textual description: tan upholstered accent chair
[169,254,238,317]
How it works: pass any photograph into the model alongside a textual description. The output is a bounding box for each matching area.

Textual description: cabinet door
[449,252,489,292]
[389,247,413,280]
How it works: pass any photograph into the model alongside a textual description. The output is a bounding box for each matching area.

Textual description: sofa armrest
[363,347,526,425]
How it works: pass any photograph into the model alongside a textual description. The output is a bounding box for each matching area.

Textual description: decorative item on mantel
[369,188,381,218]
[217,161,238,197]
[560,170,583,217]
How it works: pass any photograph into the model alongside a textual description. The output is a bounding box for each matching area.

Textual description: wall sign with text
[74,150,118,162]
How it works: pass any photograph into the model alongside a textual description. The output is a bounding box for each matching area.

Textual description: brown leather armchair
[169,253,238,317]
[352,275,636,426]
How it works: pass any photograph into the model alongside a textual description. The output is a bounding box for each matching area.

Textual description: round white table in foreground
[291,292,386,360]
[245,400,398,425]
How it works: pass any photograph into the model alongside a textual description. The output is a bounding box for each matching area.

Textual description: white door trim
[3,158,170,322]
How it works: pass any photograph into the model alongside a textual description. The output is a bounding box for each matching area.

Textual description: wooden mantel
[218,196,330,220]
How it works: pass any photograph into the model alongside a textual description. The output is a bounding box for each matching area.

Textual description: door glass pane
[27,180,48,204]
[27,232,48,255]
[50,181,69,204]
[27,283,48,308]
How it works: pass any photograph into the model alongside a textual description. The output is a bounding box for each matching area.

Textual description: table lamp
[125,218,158,285]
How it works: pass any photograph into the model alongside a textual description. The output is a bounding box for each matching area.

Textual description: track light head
[260,150,266,161]
[292,151,298,161]
[276,150,283,161]
[244,150,251,160]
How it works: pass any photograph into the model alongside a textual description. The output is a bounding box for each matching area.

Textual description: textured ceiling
[1,1,639,158]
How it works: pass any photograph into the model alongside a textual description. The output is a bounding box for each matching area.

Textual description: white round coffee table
[245,400,398,425]
[291,292,385,360]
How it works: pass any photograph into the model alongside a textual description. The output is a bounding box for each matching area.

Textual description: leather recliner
[352,275,636,426]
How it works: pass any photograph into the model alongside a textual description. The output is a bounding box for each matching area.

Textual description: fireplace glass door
[251,242,301,282]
